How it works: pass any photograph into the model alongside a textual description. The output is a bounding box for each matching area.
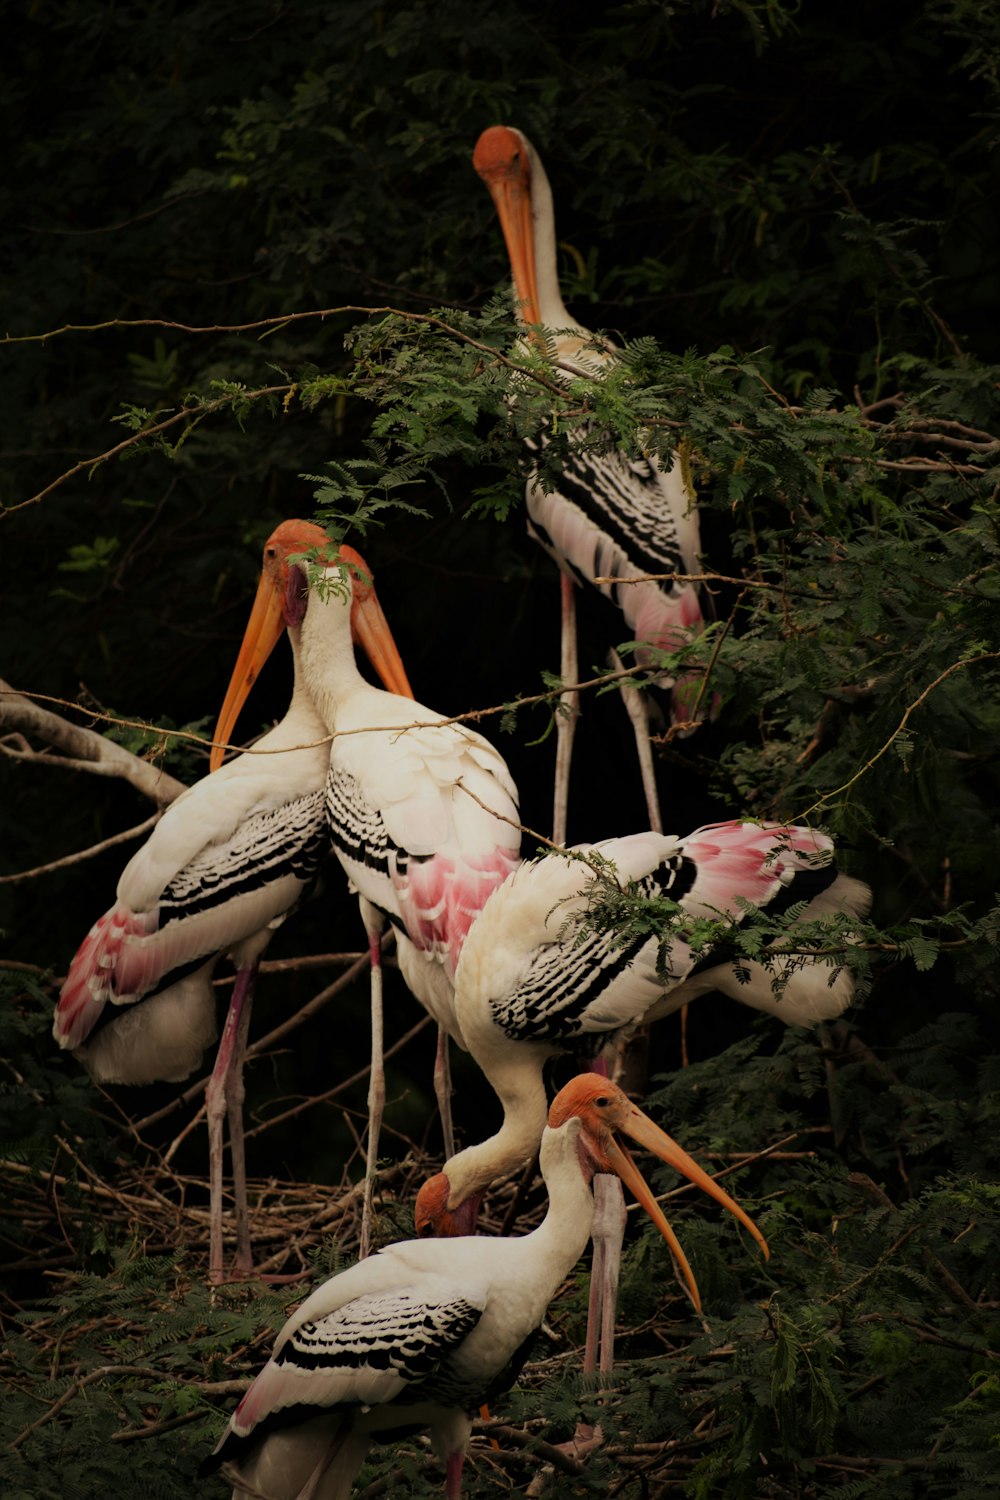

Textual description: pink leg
[360,903,385,1261]
[444,1449,465,1500]
[552,573,580,846]
[205,960,258,1283]
[226,995,255,1276]
[434,1024,456,1160]
[608,646,662,833]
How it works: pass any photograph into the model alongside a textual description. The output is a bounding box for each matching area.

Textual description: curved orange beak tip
[209,568,287,772]
[599,1105,770,1314]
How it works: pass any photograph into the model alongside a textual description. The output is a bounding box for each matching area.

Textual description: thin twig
[0,813,159,883]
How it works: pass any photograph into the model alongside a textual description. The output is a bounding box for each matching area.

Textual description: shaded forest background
[2,1,999,1497]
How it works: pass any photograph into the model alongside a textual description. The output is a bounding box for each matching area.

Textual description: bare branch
[0,678,186,805]
[0,813,160,884]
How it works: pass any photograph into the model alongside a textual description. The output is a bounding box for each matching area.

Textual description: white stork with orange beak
[214,522,522,1255]
[475,124,707,844]
[201,1074,768,1500]
[53,522,411,1282]
[418,820,869,1367]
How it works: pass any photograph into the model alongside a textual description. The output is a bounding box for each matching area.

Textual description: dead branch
[0,813,160,884]
[0,678,186,806]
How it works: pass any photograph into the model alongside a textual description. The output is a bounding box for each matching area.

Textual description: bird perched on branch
[214,520,522,1254]
[417,819,866,1375]
[54,521,411,1282]
[419,820,869,1232]
[201,1073,767,1500]
[475,123,709,843]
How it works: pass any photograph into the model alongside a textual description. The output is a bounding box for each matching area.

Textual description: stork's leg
[434,1024,456,1161]
[552,572,580,846]
[608,646,662,833]
[445,1450,465,1500]
[225,993,255,1276]
[205,959,258,1283]
[595,1174,628,1374]
[360,904,386,1261]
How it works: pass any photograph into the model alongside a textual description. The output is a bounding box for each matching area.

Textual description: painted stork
[213,522,522,1255]
[53,521,412,1282]
[474,123,707,843]
[201,1073,767,1499]
[417,821,869,1365]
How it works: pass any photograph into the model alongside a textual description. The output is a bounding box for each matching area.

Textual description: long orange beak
[210,530,414,772]
[474,125,542,331]
[339,544,414,702]
[555,1076,769,1314]
[595,1107,769,1315]
[210,563,287,771]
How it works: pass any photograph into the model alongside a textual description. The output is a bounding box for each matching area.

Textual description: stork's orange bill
[210,522,413,772]
[550,1074,769,1313]
[474,126,543,329]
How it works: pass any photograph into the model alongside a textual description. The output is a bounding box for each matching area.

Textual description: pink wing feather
[677,820,834,916]
[54,903,159,1049]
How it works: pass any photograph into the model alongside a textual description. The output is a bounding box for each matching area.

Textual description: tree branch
[0,678,186,806]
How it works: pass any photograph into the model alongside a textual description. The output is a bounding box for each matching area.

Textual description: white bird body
[442,822,870,1210]
[475,124,707,789]
[215,525,523,1244]
[297,562,522,1040]
[53,686,331,1084]
[205,1075,766,1499]
[207,1117,598,1499]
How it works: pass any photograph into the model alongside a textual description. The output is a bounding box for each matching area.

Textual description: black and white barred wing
[55,771,328,1048]
[526,438,704,652]
[461,832,695,1044]
[228,1278,486,1440]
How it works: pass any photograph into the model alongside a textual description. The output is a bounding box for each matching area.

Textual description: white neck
[443,1047,552,1205]
[520,1119,596,1272]
[297,573,366,729]
[521,133,604,364]
[523,136,575,331]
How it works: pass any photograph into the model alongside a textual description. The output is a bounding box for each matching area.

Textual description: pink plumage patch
[394,846,520,977]
[680,821,833,914]
[53,902,159,1048]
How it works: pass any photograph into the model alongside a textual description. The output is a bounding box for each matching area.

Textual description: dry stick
[4,664,657,767]
[477,1423,586,1477]
[624,1130,802,1217]
[243,1013,432,1140]
[0,812,160,883]
[110,1409,204,1443]
[0,678,187,804]
[9,1364,168,1450]
[4,308,573,518]
[794,652,1000,822]
[4,383,292,515]
[128,948,378,1136]
[0,1156,162,1215]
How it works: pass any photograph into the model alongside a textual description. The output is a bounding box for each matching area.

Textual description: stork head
[414,1174,485,1239]
[548,1074,769,1313]
[473,124,542,330]
[210,519,413,771]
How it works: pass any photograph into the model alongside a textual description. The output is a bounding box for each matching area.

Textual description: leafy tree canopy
[2,2,999,1496]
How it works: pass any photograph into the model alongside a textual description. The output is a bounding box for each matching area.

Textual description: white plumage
[215,522,522,1251]
[203,1074,767,1500]
[428,821,870,1220]
[475,123,708,840]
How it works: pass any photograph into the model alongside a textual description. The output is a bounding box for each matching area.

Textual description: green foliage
[3,1,1000,1496]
